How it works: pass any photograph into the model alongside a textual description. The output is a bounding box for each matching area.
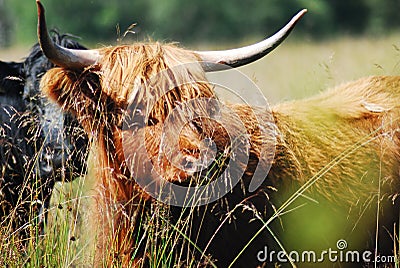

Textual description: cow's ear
[0,61,24,95]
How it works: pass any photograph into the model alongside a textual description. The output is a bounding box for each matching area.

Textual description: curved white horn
[196,9,307,71]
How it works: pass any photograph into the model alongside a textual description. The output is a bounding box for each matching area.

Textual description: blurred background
[1,0,399,47]
[0,0,400,103]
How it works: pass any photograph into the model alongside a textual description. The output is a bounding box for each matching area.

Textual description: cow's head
[22,31,89,181]
[36,1,305,195]
[36,1,305,188]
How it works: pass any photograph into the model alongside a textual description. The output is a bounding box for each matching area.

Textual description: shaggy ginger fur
[41,42,400,267]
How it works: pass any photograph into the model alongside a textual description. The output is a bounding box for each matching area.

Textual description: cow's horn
[196,9,307,72]
[36,0,100,69]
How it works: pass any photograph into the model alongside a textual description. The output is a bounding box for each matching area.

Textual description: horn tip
[36,0,46,44]
[297,9,308,19]
[290,9,307,25]
[36,0,44,19]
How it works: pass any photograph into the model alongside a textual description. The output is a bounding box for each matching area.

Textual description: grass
[0,178,91,267]
[1,34,400,267]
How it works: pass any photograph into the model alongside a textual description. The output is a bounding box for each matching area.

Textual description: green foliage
[0,1,12,47]
[2,0,400,47]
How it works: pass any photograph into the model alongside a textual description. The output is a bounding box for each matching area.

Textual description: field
[1,34,400,267]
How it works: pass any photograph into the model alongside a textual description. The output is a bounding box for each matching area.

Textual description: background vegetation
[1,0,400,47]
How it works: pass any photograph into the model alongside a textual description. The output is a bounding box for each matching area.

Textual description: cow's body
[0,33,89,241]
[179,76,400,267]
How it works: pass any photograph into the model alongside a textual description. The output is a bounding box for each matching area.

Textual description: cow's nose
[40,153,53,177]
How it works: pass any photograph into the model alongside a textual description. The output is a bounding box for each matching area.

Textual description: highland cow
[0,32,89,242]
[36,0,400,267]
